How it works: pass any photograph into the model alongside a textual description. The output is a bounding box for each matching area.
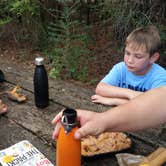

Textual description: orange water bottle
[56,108,81,166]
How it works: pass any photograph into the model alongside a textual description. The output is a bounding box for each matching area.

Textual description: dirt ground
[0,25,165,88]
[0,25,122,88]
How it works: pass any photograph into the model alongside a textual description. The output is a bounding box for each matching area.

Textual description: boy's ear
[150,52,159,63]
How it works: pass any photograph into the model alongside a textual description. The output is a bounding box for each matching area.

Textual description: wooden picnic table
[0,57,165,166]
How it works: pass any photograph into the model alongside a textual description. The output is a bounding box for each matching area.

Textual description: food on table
[81,132,131,156]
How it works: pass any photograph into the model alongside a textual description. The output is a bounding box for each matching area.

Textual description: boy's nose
[127,56,134,63]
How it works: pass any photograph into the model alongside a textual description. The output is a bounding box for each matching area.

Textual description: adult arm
[76,86,166,139]
[102,86,166,132]
[52,86,166,139]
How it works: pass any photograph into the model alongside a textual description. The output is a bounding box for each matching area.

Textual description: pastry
[81,132,131,156]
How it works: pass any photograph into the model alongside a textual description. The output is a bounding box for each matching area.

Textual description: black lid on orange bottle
[61,108,77,133]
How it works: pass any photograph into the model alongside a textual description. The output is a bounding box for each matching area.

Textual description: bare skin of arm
[91,94,128,106]
[92,82,143,105]
[96,82,143,99]
[52,86,166,140]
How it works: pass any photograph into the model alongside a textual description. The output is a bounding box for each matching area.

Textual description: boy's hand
[91,94,129,106]
[91,94,112,105]
[128,91,143,99]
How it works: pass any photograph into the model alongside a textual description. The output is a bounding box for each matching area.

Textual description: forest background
[0,0,165,87]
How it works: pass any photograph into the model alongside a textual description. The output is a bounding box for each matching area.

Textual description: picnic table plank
[0,58,109,112]
[1,83,62,144]
[0,116,56,165]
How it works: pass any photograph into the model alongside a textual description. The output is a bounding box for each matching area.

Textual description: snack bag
[116,147,166,166]
[116,153,149,166]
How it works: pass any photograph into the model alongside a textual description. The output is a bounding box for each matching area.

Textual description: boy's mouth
[127,65,135,70]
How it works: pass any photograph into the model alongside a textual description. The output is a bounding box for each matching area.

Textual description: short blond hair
[125,26,161,56]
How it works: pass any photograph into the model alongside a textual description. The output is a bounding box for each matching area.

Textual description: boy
[91,26,166,106]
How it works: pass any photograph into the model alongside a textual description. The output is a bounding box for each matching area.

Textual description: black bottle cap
[61,108,77,133]
[62,108,77,124]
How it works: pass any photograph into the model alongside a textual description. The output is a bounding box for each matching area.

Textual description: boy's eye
[135,55,143,59]
[125,51,130,55]
[136,56,142,59]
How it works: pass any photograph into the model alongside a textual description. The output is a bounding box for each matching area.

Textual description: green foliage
[0,0,165,82]
[158,25,166,56]
[0,0,40,44]
[96,0,166,56]
[98,1,151,42]
[0,17,12,25]
[0,0,12,26]
[46,1,90,81]
[0,0,39,23]
[9,0,38,16]
[159,25,166,42]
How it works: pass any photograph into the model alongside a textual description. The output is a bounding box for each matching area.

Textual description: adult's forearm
[109,98,129,106]
[102,86,166,132]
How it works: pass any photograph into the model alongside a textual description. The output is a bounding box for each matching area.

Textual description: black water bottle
[34,57,49,108]
[0,69,5,82]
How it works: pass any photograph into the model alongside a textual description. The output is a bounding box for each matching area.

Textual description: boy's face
[124,43,152,75]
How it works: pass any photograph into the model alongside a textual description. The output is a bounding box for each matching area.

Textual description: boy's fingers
[91,95,97,100]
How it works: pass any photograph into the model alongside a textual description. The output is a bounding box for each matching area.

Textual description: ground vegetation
[0,0,165,86]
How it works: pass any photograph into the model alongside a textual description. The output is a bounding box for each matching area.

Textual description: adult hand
[51,109,105,140]
[51,111,63,140]
[75,109,105,139]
